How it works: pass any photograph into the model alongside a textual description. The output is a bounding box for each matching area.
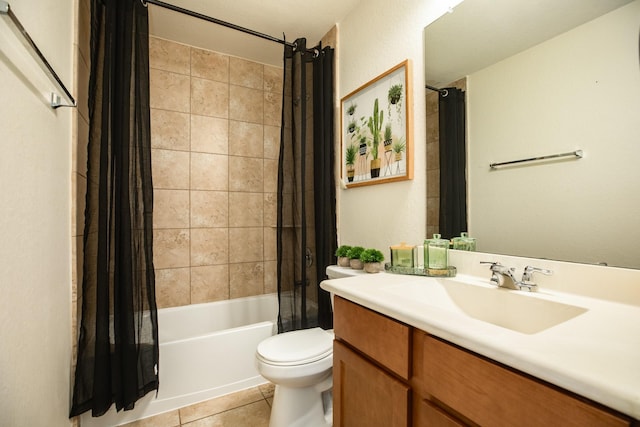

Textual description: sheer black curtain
[439,88,467,239]
[71,0,159,417]
[277,38,337,333]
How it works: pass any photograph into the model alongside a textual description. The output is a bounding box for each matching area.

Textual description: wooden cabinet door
[413,397,465,427]
[333,340,410,427]
[419,333,632,427]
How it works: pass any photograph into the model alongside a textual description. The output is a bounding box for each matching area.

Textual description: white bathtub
[80,293,278,427]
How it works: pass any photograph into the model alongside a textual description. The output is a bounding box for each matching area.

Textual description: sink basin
[385,278,588,334]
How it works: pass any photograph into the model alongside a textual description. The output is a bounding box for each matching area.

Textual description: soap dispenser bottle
[452,232,476,251]
[427,233,449,270]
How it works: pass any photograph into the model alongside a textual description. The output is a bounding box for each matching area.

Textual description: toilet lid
[257,327,334,365]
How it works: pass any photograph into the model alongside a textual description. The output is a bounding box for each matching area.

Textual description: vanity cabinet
[333,296,634,427]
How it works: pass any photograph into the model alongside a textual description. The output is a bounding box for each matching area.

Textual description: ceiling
[147,0,362,67]
[424,0,634,87]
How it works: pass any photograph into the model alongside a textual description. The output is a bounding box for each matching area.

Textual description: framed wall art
[341,60,413,188]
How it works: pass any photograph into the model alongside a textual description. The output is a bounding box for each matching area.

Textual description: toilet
[255,265,363,427]
[256,327,334,427]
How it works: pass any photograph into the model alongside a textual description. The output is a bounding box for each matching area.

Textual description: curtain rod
[143,0,314,54]
[426,84,448,96]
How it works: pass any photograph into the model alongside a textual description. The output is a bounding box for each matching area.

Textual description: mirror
[424,0,640,269]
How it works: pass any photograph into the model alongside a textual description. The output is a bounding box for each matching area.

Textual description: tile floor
[122,383,274,427]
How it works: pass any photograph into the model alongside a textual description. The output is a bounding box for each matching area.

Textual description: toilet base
[269,376,332,427]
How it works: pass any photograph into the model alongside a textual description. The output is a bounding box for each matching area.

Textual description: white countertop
[321,267,640,419]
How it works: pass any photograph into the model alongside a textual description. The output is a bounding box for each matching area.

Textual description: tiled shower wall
[149,36,283,309]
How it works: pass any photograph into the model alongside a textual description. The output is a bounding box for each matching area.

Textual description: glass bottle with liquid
[452,232,476,251]
[427,233,449,270]
[390,242,415,268]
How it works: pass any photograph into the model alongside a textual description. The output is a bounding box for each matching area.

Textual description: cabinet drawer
[334,296,410,379]
[419,333,631,427]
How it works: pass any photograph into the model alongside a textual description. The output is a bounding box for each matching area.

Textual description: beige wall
[0,0,75,425]
[336,0,453,253]
[149,37,283,308]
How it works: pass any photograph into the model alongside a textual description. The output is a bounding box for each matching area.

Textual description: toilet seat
[256,327,334,366]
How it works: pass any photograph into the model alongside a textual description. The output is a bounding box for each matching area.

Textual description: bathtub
[80,293,278,427]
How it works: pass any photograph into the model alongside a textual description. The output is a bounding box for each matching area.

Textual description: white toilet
[256,327,334,427]
[255,265,363,427]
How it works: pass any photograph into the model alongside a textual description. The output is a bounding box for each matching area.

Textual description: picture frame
[340,59,413,188]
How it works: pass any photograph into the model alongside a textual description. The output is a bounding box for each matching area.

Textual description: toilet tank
[325,265,369,311]
[326,265,368,279]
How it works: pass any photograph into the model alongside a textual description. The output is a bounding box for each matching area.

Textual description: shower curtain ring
[313,48,320,58]
[140,0,148,7]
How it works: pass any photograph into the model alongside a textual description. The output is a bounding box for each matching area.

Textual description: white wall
[467,1,640,268]
[0,1,74,425]
[337,0,454,253]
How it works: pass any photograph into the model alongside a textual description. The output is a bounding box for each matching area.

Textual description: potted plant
[360,248,385,273]
[347,119,356,134]
[345,144,357,182]
[358,135,367,156]
[383,124,393,152]
[346,246,365,270]
[367,98,383,178]
[388,83,403,119]
[392,139,406,162]
[335,245,352,267]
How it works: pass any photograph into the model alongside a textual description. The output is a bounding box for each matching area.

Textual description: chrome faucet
[481,262,553,291]
[481,262,520,290]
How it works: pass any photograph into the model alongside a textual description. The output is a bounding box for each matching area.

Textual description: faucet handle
[480,261,514,273]
[522,266,553,282]
[480,261,502,270]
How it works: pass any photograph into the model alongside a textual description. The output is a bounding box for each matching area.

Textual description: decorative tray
[384,263,457,277]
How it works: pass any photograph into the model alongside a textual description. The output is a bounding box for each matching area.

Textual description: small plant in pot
[345,144,357,182]
[392,138,406,173]
[358,135,367,156]
[383,124,393,152]
[335,245,352,267]
[393,139,406,162]
[388,83,403,119]
[360,248,385,273]
[346,246,365,270]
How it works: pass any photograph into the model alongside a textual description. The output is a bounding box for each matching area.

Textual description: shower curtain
[277,38,337,332]
[439,88,467,239]
[70,0,158,417]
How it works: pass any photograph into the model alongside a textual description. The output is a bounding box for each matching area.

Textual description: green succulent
[388,84,403,105]
[335,245,352,257]
[392,139,406,153]
[384,124,392,141]
[359,248,385,263]
[345,144,357,166]
[346,246,365,259]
